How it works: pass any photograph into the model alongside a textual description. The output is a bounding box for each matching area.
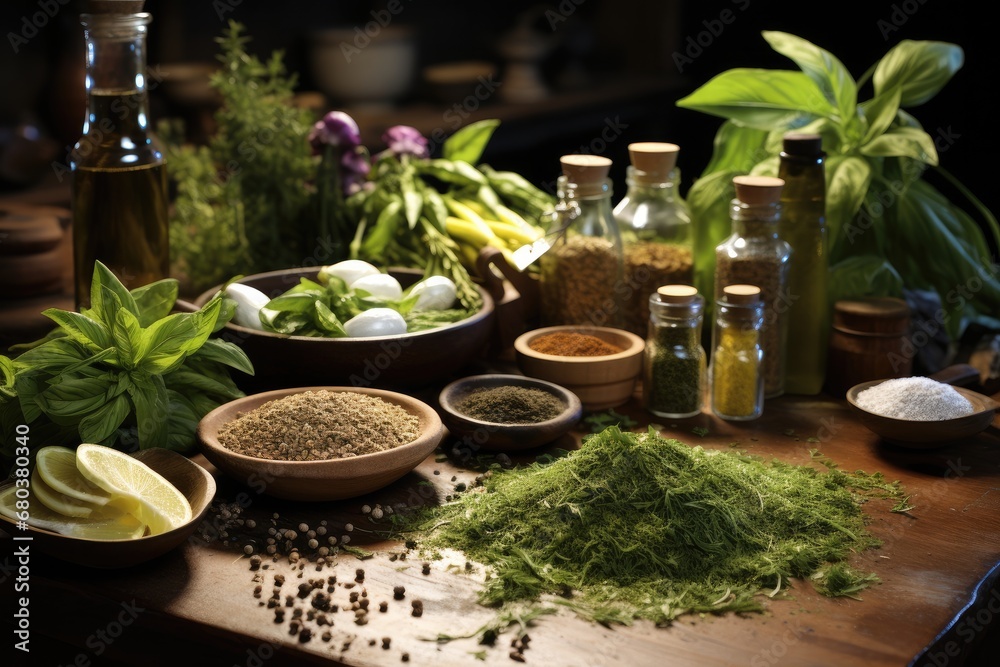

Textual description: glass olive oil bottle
[71,4,168,308]
[777,134,829,395]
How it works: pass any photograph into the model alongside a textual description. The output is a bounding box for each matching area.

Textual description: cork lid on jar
[560,155,612,197]
[782,133,823,156]
[721,284,761,305]
[628,142,679,184]
[733,176,784,205]
[656,284,699,304]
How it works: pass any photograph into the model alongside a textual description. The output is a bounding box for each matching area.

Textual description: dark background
[0,0,996,249]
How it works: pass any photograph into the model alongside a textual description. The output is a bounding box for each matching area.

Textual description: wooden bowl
[197,386,444,501]
[438,374,583,452]
[0,449,215,569]
[192,267,495,392]
[514,326,645,411]
[846,380,1000,448]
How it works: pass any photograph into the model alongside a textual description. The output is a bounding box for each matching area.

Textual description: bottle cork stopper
[84,0,146,13]
[628,142,679,183]
[722,284,761,305]
[782,133,823,156]
[656,284,699,304]
[733,176,784,206]
[560,154,612,184]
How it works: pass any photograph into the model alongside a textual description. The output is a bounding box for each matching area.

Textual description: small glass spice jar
[711,284,765,421]
[643,285,706,418]
[715,176,791,399]
[614,142,694,337]
[539,155,625,327]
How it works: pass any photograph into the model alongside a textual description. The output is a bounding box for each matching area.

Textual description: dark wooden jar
[826,297,912,397]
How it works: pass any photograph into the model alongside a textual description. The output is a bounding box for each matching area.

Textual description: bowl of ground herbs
[438,374,583,451]
[514,326,645,410]
[197,387,444,500]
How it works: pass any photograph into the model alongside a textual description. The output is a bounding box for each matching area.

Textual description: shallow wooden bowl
[197,386,444,501]
[0,449,216,569]
[846,380,1000,449]
[438,374,583,452]
[514,326,645,411]
[192,266,495,391]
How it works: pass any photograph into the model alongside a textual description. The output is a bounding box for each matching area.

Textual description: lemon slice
[30,468,119,519]
[75,444,192,535]
[0,486,146,540]
[36,446,113,506]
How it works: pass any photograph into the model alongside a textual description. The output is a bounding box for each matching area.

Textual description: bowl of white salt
[846,375,999,448]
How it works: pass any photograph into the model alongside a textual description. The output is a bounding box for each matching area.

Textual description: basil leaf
[873,40,963,107]
[313,301,348,337]
[164,366,245,401]
[128,375,169,450]
[89,261,139,325]
[826,156,872,261]
[860,127,938,164]
[35,374,111,421]
[266,292,323,314]
[360,198,403,261]
[700,121,769,177]
[165,390,200,452]
[0,356,14,398]
[78,393,131,444]
[137,298,221,375]
[131,278,180,327]
[442,119,499,165]
[188,338,255,376]
[859,86,902,145]
[829,255,904,304]
[42,309,113,351]
[112,306,144,370]
[676,69,835,130]
[763,31,858,125]
[14,373,44,423]
[12,337,90,371]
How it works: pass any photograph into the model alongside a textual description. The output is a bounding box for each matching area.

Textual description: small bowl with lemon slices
[0,445,215,568]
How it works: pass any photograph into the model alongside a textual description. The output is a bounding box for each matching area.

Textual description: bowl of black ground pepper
[197,387,444,501]
[438,374,583,451]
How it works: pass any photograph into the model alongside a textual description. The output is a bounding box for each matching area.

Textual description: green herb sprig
[0,262,253,471]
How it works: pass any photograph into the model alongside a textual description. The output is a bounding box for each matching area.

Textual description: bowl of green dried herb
[197,386,444,501]
[438,374,583,451]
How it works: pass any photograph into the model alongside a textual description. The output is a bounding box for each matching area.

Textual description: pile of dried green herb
[404,426,904,626]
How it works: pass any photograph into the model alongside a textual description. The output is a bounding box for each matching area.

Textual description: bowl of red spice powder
[513,326,645,411]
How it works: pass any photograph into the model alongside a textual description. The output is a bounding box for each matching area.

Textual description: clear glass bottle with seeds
[714,176,791,398]
[778,133,830,395]
[614,143,694,336]
[539,155,624,327]
[710,284,765,421]
[643,285,706,418]
[71,0,169,308]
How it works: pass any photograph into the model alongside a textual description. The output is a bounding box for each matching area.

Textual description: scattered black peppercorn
[421,562,431,575]
[355,568,365,582]
[299,628,312,643]
[382,637,391,650]
[410,599,423,617]
[379,601,389,613]
[393,585,405,600]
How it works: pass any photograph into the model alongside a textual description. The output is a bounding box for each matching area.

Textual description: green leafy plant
[164,21,316,294]
[0,262,253,471]
[677,31,999,344]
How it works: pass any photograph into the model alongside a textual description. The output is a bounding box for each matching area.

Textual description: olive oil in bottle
[71,4,168,308]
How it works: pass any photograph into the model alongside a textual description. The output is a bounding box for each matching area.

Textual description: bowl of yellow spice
[438,374,583,451]
[514,326,645,411]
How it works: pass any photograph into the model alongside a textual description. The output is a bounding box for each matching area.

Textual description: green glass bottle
[778,133,829,395]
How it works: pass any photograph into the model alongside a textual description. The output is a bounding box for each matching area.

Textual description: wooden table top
[3,375,1000,667]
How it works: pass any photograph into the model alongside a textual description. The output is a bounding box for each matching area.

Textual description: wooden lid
[721,284,761,305]
[628,142,679,183]
[560,155,612,196]
[733,176,784,205]
[833,297,911,334]
[0,207,65,256]
[782,133,823,156]
[656,284,698,304]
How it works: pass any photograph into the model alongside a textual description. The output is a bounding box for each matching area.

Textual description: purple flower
[340,148,371,195]
[381,125,429,159]
[308,111,361,154]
